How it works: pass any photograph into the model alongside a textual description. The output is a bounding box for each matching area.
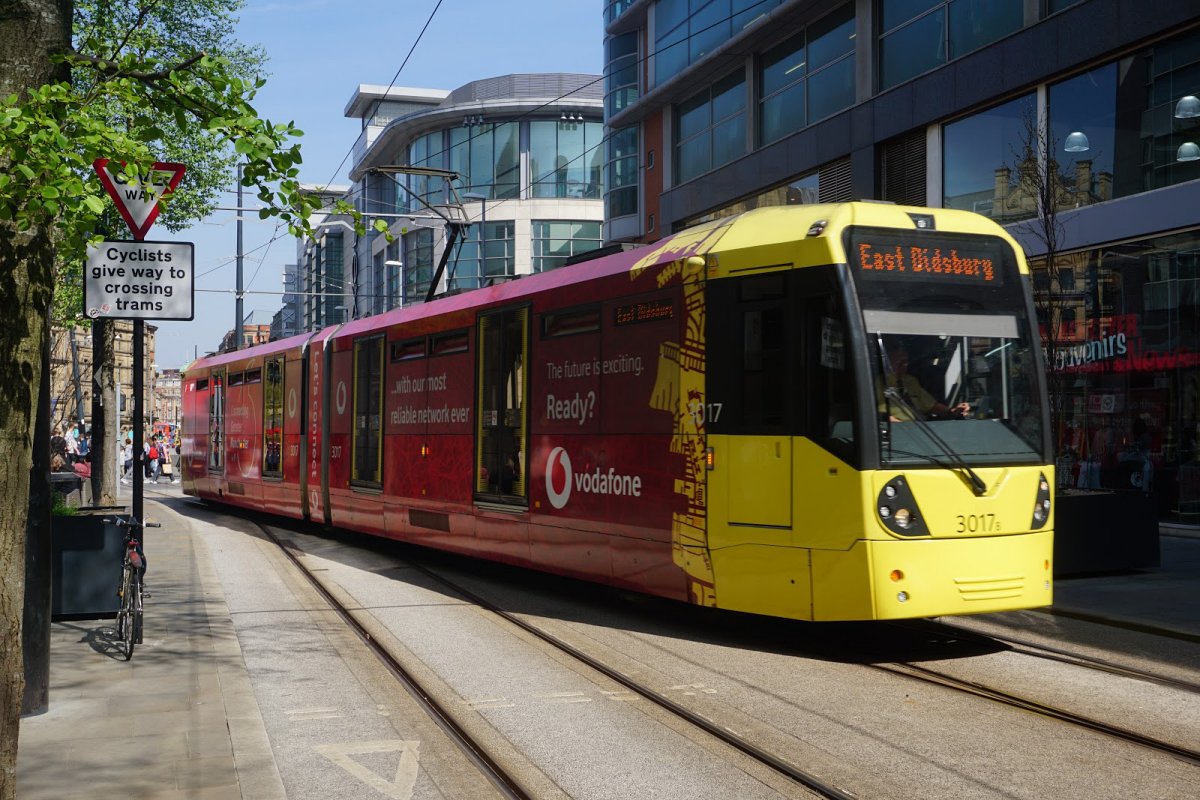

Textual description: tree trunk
[0,2,72,797]
[90,320,119,506]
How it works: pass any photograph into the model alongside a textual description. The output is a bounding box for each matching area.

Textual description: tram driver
[879,340,971,422]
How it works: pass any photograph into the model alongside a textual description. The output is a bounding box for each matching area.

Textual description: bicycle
[104,516,160,660]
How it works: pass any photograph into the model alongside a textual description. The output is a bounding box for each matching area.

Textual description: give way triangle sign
[93,158,187,240]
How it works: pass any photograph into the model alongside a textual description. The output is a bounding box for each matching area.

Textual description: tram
[182,202,1054,621]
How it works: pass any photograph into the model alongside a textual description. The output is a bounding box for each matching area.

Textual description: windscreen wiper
[882,387,988,496]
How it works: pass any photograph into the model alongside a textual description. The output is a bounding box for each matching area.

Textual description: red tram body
[183,224,712,603]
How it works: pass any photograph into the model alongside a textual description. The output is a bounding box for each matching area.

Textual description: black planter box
[1054,490,1160,576]
[51,507,125,619]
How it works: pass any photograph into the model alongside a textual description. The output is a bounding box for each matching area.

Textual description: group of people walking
[49,421,91,473]
[121,429,179,484]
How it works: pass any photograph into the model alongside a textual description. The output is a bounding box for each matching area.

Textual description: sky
[148,0,604,370]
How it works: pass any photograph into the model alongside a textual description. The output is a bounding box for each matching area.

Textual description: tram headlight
[877,477,929,537]
[1030,472,1052,529]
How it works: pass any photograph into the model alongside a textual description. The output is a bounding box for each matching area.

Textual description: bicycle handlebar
[102,517,162,529]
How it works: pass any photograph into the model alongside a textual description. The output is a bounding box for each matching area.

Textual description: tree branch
[65,48,205,83]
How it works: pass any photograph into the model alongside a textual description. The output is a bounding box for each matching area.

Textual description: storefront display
[1036,228,1200,519]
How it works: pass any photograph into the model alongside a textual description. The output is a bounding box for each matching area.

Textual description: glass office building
[603,0,1200,518]
[342,75,605,312]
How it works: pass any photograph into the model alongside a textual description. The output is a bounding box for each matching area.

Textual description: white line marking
[314,740,421,800]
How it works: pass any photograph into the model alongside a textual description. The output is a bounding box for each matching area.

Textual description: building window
[386,239,401,309]
[449,122,520,200]
[759,4,855,146]
[529,120,605,198]
[531,221,602,272]
[878,0,1023,91]
[605,125,639,219]
[372,250,385,316]
[605,31,639,117]
[680,169,823,227]
[403,228,435,301]
[942,92,1037,223]
[322,233,345,323]
[1048,29,1200,202]
[654,0,784,87]
[405,131,447,210]
[675,70,746,185]
[450,221,516,290]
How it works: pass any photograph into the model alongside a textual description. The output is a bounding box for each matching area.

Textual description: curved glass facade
[399,119,603,209]
[529,120,604,198]
[605,125,639,218]
[605,32,640,118]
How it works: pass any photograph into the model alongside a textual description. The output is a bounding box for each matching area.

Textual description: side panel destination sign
[84,240,195,320]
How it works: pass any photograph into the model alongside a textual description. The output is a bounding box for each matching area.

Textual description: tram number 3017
[956,513,1000,533]
[688,401,723,426]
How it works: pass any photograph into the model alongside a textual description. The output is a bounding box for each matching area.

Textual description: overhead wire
[199,0,765,291]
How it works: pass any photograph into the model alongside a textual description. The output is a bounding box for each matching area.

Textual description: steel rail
[873,661,1200,768]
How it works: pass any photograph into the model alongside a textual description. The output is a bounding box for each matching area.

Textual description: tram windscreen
[847,227,1047,467]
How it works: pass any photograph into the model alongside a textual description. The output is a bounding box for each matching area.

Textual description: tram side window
[352,335,384,487]
[209,372,224,471]
[801,293,855,457]
[706,273,794,435]
[263,357,283,478]
[476,307,529,503]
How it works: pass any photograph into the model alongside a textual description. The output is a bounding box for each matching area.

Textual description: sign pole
[133,318,144,526]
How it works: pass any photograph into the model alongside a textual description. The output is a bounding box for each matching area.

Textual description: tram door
[475,306,529,505]
[208,369,225,473]
[711,273,793,529]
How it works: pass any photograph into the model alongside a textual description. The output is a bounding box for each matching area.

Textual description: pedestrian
[147,438,161,483]
[77,427,90,463]
[65,423,80,464]
[121,439,133,484]
[50,425,67,463]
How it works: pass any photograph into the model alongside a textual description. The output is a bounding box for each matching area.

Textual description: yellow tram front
[702,203,1053,620]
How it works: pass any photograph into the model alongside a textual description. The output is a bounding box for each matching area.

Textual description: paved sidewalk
[1048,531,1200,639]
[17,487,285,800]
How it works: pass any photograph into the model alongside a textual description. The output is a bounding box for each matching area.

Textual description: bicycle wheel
[120,565,136,660]
[131,570,143,645]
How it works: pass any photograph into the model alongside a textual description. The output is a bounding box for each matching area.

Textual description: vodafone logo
[546,447,573,509]
[544,446,644,510]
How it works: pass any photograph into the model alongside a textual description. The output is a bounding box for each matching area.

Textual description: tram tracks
[242,511,1198,798]
[910,619,1200,695]
[866,619,1200,768]
[870,661,1200,767]
[262,522,857,800]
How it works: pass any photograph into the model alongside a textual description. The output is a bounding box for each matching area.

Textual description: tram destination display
[849,227,1006,286]
[84,240,195,320]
